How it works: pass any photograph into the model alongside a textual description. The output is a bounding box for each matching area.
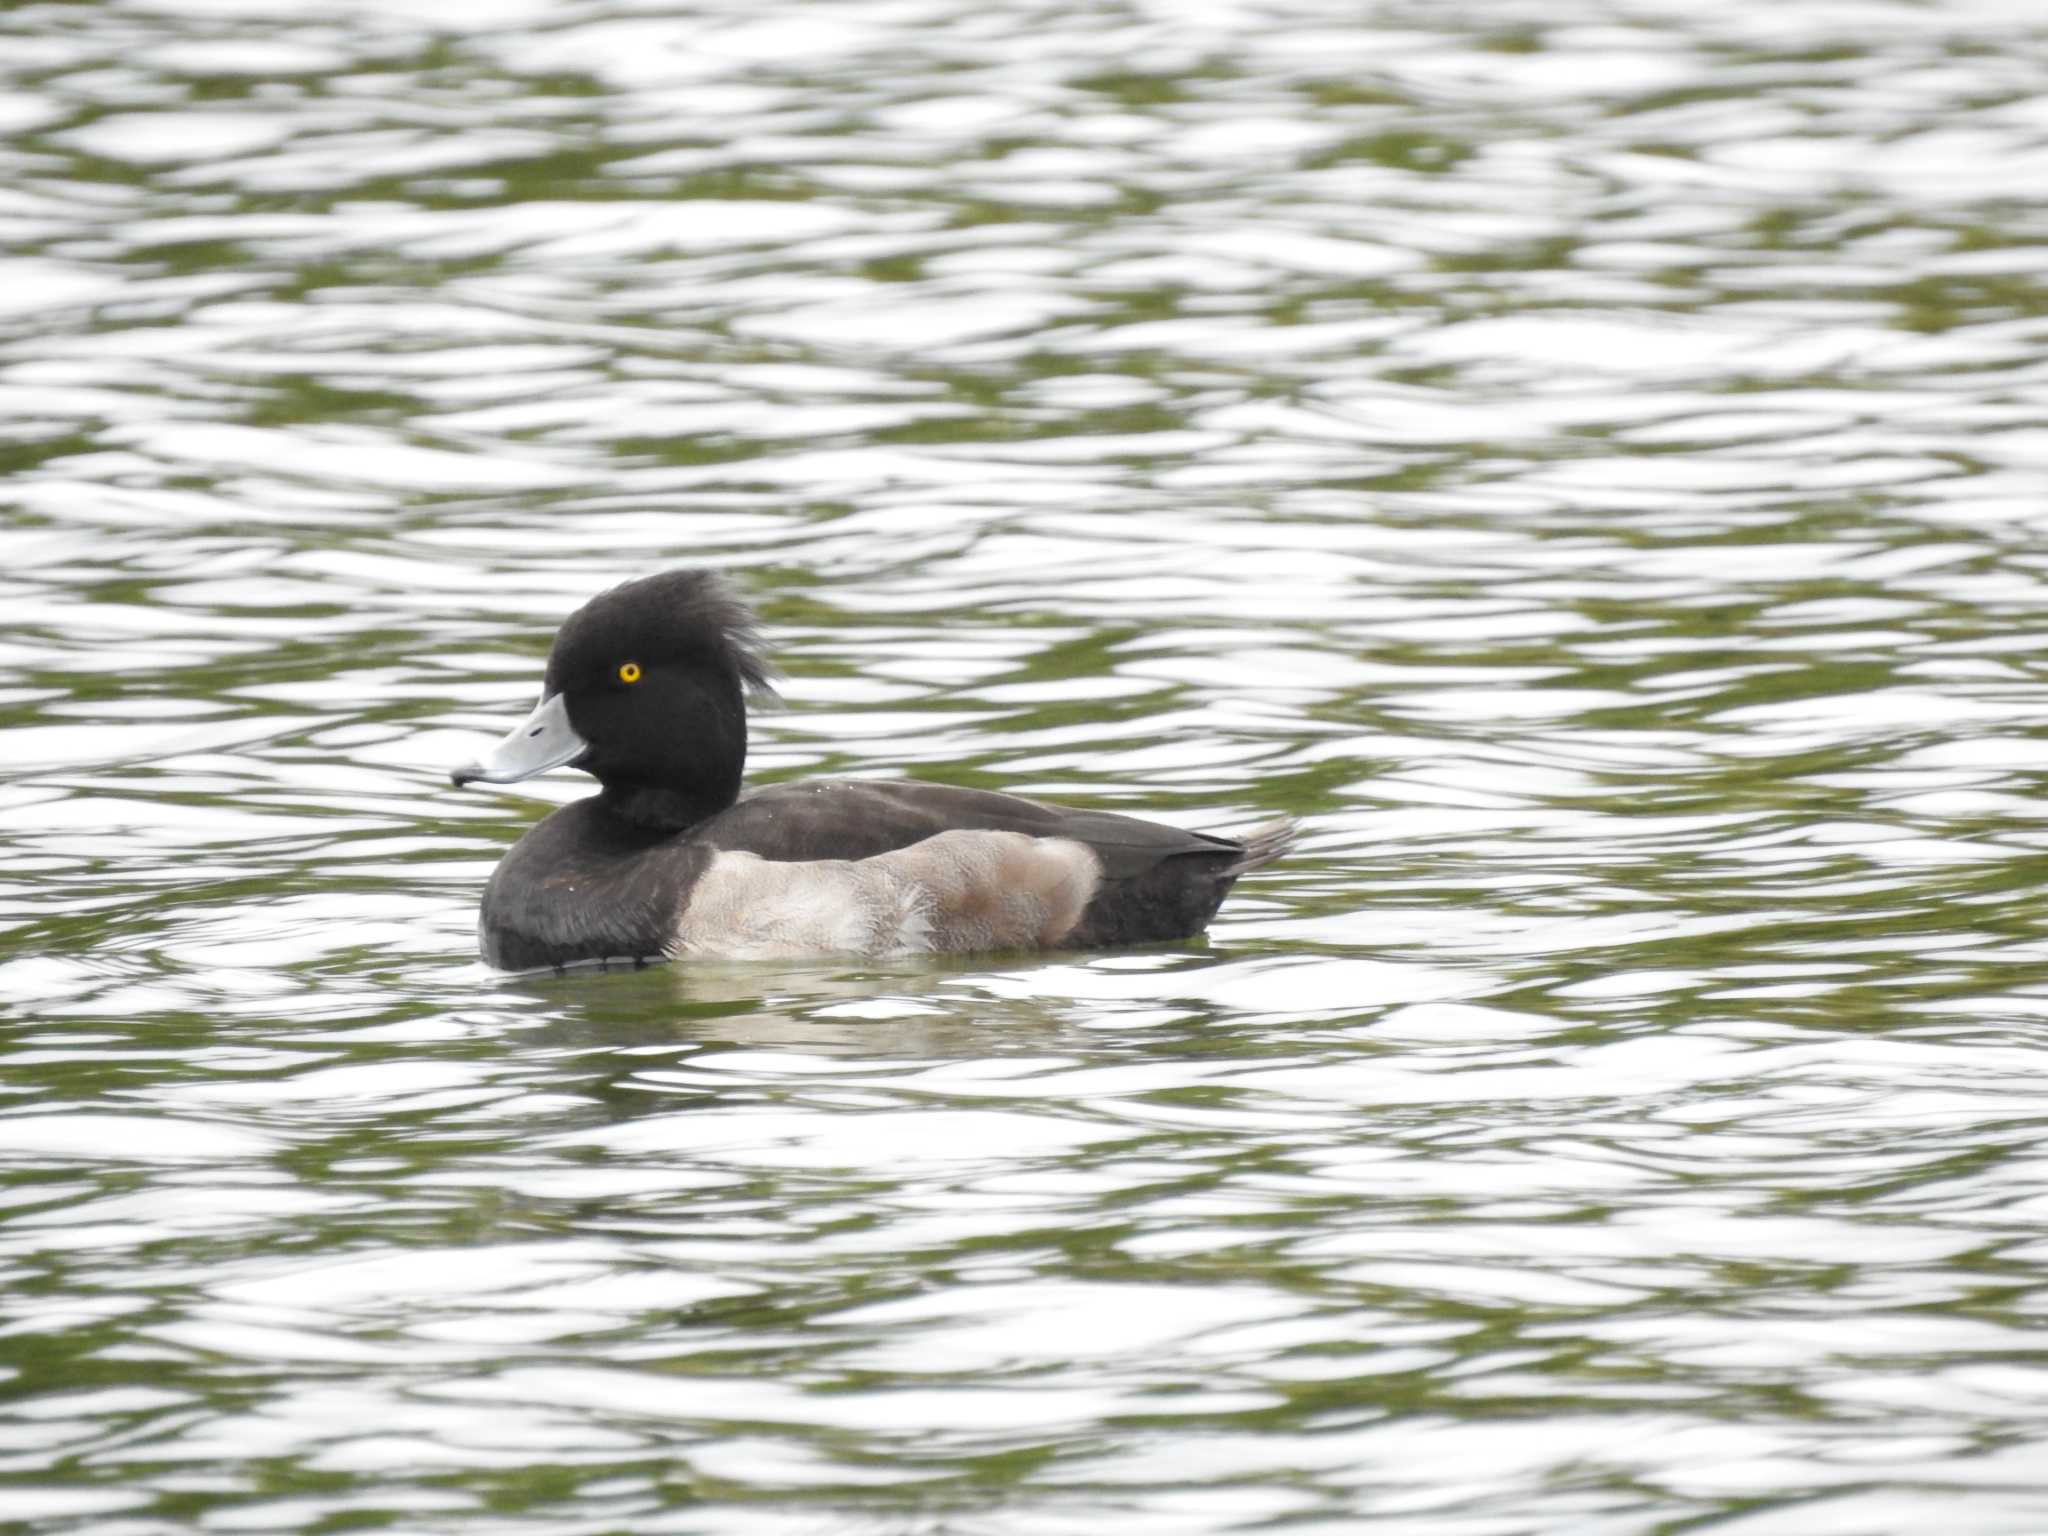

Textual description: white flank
[672,832,1102,960]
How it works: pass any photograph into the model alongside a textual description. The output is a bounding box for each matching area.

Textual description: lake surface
[6,0,2048,1530]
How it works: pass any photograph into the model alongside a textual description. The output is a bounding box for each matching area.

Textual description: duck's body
[477,778,1292,970]
[453,571,1293,972]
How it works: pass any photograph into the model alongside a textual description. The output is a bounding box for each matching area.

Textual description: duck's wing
[693,780,1294,949]
[698,779,1229,874]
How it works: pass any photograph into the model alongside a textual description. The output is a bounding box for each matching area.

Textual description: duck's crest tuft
[546,569,778,701]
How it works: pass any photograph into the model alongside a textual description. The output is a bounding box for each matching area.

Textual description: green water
[5,1,2048,1531]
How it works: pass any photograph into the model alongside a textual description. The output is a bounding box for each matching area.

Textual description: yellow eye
[618,661,641,684]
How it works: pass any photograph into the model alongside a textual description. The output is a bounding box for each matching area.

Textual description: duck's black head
[453,570,776,830]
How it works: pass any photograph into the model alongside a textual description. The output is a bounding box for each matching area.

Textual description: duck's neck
[598,780,737,833]
[597,716,746,833]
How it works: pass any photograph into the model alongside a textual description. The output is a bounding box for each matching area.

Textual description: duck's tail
[1224,816,1298,875]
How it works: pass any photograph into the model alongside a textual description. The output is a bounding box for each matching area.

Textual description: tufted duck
[451,571,1294,970]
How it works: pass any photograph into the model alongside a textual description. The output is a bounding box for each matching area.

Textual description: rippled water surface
[7,0,2048,1530]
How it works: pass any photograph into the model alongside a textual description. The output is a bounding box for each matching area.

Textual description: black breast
[479,800,710,971]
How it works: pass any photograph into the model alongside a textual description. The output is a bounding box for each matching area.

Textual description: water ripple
[6,0,2048,1531]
